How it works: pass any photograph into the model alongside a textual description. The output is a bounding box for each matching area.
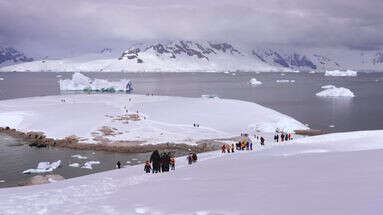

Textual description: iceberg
[249,78,262,85]
[59,73,133,92]
[23,160,61,174]
[81,161,100,169]
[316,86,355,97]
[325,70,357,77]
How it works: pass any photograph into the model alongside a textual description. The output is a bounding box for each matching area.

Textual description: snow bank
[23,160,61,174]
[82,161,100,169]
[2,130,383,214]
[325,69,357,77]
[249,78,262,85]
[59,73,133,92]
[316,86,355,97]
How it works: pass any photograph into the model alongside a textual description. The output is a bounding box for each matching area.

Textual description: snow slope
[0,94,307,144]
[0,130,383,214]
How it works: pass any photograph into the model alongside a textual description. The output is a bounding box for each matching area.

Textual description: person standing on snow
[144,161,151,173]
[260,137,265,146]
[227,144,231,153]
[231,143,235,153]
[221,144,226,153]
[281,134,285,142]
[170,157,176,171]
[150,150,161,173]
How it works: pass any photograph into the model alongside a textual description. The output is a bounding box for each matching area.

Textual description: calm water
[0,71,383,187]
[1,71,383,132]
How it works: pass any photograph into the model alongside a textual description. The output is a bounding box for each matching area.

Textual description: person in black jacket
[150,150,161,173]
[260,137,265,146]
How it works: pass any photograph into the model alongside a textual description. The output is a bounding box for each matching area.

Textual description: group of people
[147,150,176,173]
[144,150,198,173]
[273,133,293,143]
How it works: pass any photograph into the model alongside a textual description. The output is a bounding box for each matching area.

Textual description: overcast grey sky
[1,0,382,56]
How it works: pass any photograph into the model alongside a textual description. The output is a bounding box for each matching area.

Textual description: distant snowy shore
[0,94,307,146]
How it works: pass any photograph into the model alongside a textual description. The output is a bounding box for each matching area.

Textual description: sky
[0,0,383,57]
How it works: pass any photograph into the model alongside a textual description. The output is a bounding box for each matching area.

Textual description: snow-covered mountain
[0,46,33,66]
[1,41,383,72]
[0,41,286,72]
[251,48,342,71]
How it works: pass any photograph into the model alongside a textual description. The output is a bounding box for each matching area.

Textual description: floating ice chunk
[276,79,295,83]
[0,77,4,81]
[0,180,5,183]
[325,70,358,77]
[56,75,62,78]
[72,154,88,160]
[249,78,262,85]
[69,163,80,167]
[321,85,336,89]
[59,72,133,92]
[82,161,100,169]
[329,125,335,128]
[316,86,355,97]
[309,71,316,74]
[23,160,61,174]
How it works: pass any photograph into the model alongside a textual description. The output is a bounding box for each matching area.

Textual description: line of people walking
[273,132,293,143]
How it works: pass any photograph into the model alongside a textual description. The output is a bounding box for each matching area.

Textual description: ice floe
[249,78,262,85]
[276,79,295,83]
[72,154,88,160]
[69,163,80,168]
[23,160,61,174]
[81,161,101,169]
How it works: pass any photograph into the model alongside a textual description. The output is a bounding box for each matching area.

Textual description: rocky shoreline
[0,126,228,154]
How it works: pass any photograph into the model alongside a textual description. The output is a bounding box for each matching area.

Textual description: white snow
[59,72,133,92]
[71,154,88,160]
[325,69,358,77]
[82,161,101,169]
[1,130,383,214]
[316,86,355,97]
[0,94,308,144]
[69,163,80,168]
[22,160,61,174]
[249,78,262,85]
